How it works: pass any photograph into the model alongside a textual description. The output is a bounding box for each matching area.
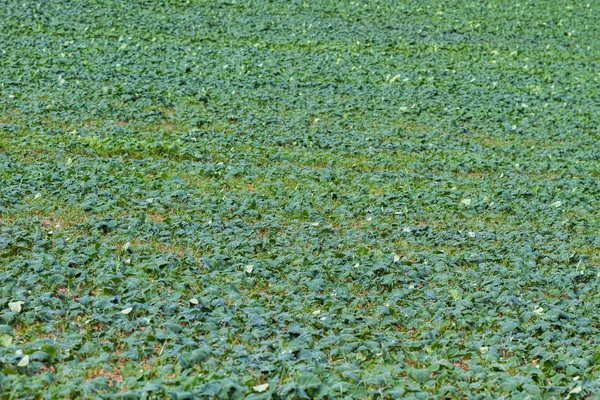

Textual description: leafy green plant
[0,0,599,397]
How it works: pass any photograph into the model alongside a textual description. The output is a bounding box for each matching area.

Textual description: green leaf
[296,373,322,389]
[410,368,432,384]
[40,344,58,359]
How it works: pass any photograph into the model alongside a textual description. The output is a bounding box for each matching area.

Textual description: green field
[1,0,599,398]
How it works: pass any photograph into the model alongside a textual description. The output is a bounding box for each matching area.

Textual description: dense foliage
[1,0,599,398]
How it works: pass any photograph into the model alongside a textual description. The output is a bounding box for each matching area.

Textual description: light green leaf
[0,334,13,347]
[569,386,583,394]
[17,355,29,367]
[253,383,269,392]
[448,289,462,301]
[8,301,24,313]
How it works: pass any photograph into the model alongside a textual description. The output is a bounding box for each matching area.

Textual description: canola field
[1,0,599,398]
